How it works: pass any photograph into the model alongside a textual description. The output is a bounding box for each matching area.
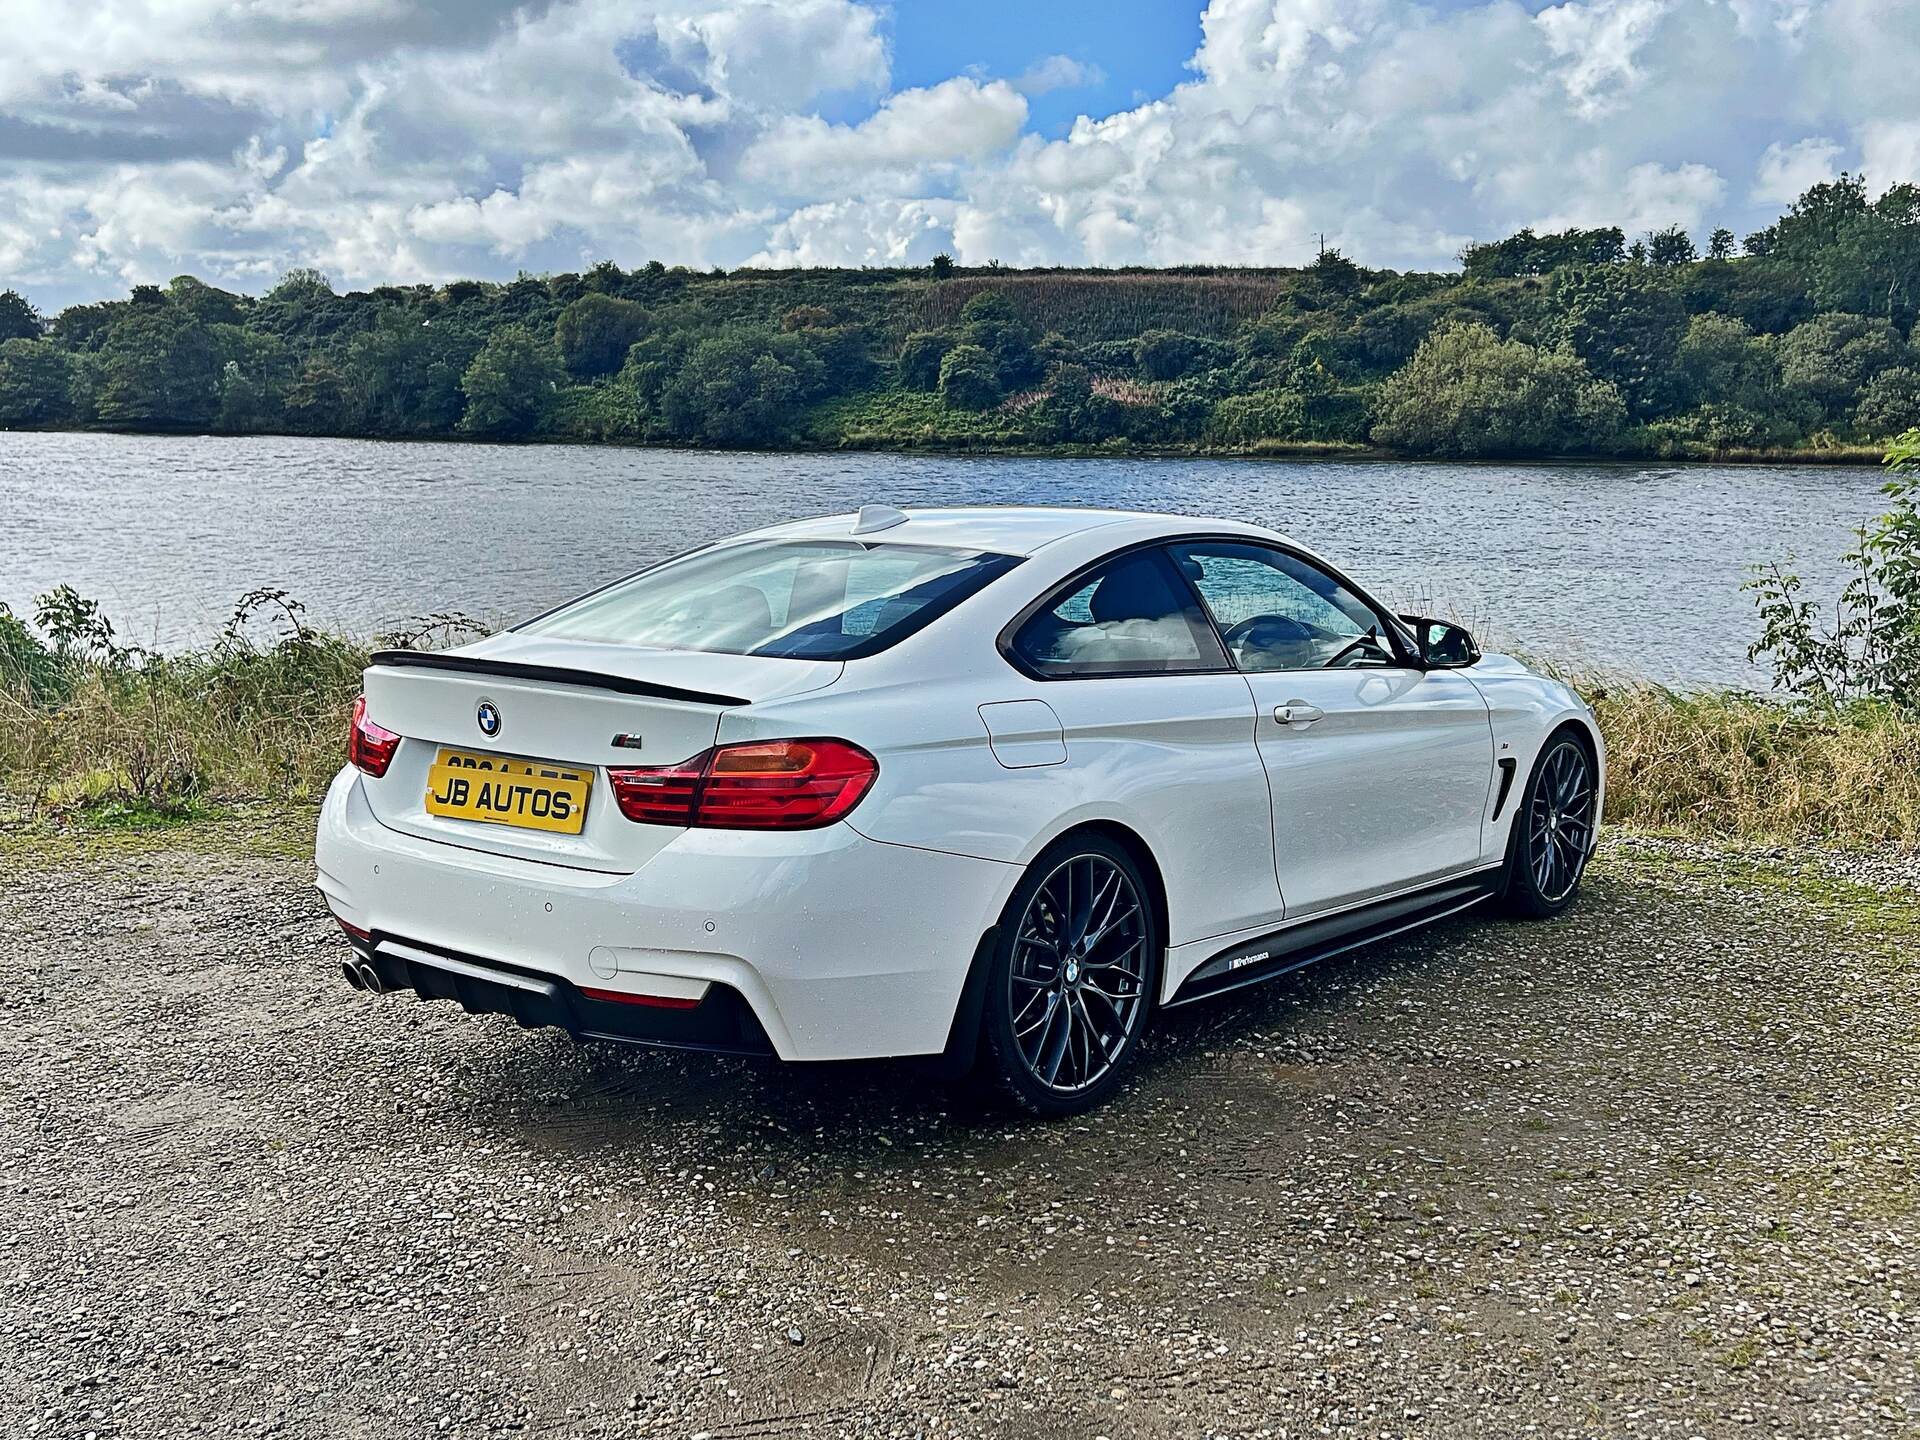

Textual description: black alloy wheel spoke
[1527,742,1595,903]
[1010,854,1148,1094]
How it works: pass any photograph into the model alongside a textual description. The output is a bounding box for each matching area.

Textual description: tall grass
[0,633,367,819]
[1592,686,1920,846]
[0,589,392,820]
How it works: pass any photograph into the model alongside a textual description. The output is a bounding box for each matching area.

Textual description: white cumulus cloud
[0,0,1917,307]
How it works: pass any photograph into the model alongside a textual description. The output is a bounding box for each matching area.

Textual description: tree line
[1,175,1916,458]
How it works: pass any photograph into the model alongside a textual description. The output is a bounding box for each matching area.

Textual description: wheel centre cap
[1063,958,1081,986]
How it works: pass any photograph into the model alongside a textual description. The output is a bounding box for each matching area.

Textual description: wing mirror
[1400,615,1480,669]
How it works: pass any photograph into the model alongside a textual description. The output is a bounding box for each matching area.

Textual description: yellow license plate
[425,748,592,834]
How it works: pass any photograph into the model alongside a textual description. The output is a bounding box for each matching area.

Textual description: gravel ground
[2,827,1916,1439]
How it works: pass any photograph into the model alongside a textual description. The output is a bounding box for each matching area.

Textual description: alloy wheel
[1527,741,1596,903]
[1008,854,1150,1094]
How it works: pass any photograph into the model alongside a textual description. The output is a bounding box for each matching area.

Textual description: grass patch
[1592,685,1920,848]
[0,803,319,871]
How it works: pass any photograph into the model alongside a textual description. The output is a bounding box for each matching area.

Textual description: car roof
[735,505,1286,557]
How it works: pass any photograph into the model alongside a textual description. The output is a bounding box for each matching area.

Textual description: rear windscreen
[519,539,1021,660]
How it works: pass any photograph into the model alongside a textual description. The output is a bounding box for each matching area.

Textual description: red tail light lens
[608,738,877,830]
[349,695,401,778]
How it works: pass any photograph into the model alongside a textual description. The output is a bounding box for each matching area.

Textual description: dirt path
[2,827,1915,1438]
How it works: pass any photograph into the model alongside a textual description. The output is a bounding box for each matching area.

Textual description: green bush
[460,325,564,437]
[1134,329,1229,381]
[658,328,826,445]
[1778,313,1906,416]
[1372,322,1624,457]
[554,293,650,379]
[1546,265,1688,418]
[938,343,1002,411]
[1747,430,1920,706]
[1854,366,1920,438]
[1208,389,1308,444]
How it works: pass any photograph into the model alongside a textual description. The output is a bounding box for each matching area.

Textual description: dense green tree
[1372,322,1624,457]
[283,357,353,435]
[957,291,1040,388]
[1306,248,1364,294]
[1460,226,1625,277]
[1777,312,1906,415]
[1674,313,1778,410]
[344,312,471,435]
[896,331,952,390]
[212,329,292,433]
[931,253,955,277]
[1134,329,1229,381]
[1548,264,1688,417]
[1647,226,1698,267]
[1676,259,1813,335]
[459,325,564,438]
[1856,367,1920,437]
[1028,364,1121,444]
[0,289,44,341]
[801,324,876,394]
[90,307,222,429]
[1746,176,1920,325]
[938,343,1002,411]
[0,338,75,424]
[165,276,245,327]
[657,329,825,445]
[1707,228,1737,261]
[554,293,650,378]
[48,300,123,351]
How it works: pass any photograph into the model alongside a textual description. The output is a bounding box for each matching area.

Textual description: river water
[0,431,1893,688]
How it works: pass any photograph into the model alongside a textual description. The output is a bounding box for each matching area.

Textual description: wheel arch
[1539,713,1604,810]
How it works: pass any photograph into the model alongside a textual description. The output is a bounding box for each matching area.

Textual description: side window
[1168,542,1401,673]
[1010,549,1228,677]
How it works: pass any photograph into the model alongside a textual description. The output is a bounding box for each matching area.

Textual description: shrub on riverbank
[4,585,1919,848]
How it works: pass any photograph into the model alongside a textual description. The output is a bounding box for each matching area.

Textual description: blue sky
[1,0,1917,308]
[886,1,1203,136]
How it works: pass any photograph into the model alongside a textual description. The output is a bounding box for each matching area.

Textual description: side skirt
[1165,869,1503,1007]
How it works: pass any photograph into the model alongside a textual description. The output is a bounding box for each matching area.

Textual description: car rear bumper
[344,932,778,1055]
[315,768,1018,1061]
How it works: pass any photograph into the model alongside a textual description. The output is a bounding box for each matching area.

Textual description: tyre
[977,834,1160,1118]
[1500,731,1598,919]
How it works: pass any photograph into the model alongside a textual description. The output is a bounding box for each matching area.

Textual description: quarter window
[1009,549,1228,677]
[1168,542,1401,673]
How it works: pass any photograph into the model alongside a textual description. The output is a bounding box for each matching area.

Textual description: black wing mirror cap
[1399,614,1481,669]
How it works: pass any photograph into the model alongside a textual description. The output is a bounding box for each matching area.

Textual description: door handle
[1273,702,1325,727]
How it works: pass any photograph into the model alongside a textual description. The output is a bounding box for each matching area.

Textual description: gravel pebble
[2,833,1915,1437]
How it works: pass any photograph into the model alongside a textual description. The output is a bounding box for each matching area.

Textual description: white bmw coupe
[318,505,1601,1115]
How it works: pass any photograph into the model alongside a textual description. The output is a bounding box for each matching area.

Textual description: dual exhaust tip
[340,958,390,995]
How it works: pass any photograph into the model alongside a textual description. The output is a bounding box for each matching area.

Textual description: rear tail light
[349,695,401,778]
[608,738,877,830]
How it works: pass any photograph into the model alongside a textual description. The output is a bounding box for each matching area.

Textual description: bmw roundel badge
[476,698,502,738]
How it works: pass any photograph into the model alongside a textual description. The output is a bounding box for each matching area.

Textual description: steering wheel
[1223,613,1322,666]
